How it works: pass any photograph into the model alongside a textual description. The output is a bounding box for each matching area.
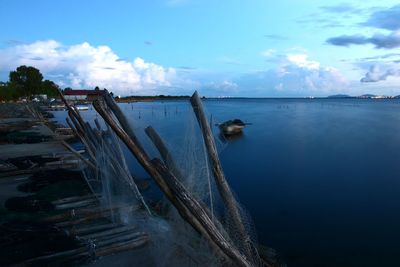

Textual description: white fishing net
[79,98,262,266]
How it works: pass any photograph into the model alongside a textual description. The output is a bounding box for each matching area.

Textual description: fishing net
[79,98,262,266]
[83,130,151,221]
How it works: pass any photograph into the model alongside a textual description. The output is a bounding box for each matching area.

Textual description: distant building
[63,89,105,101]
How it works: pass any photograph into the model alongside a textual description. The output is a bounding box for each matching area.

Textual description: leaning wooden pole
[190,91,259,263]
[102,89,145,153]
[146,125,241,237]
[144,126,184,179]
[61,140,96,170]
[93,99,252,267]
[57,88,86,131]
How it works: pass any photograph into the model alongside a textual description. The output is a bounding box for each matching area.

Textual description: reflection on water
[218,132,244,143]
[52,98,400,267]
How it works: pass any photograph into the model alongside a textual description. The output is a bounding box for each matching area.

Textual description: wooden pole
[190,91,259,264]
[22,233,148,264]
[66,118,96,161]
[145,126,226,232]
[81,225,138,240]
[57,88,86,130]
[61,140,96,169]
[145,126,183,179]
[152,159,252,267]
[102,90,145,153]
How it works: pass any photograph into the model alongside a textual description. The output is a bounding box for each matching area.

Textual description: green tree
[42,80,59,97]
[0,82,17,101]
[9,65,43,97]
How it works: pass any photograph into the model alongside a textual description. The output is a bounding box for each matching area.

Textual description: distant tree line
[0,65,60,101]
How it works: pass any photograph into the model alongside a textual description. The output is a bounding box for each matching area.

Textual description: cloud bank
[327,31,400,49]
[364,4,400,30]
[0,40,177,95]
[327,5,400,49]
[325,4,400,85]
[360,64,400,82]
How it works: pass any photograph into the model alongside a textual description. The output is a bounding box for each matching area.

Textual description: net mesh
[80,99,262,266]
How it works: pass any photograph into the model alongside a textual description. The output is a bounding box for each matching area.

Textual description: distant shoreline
[114,95,400,102]
[2,95,399,105]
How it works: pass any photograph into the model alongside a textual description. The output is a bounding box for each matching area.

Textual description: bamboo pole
[190,91,259,264]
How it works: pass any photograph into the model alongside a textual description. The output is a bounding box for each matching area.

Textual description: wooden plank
[74,222,121,235]
[80,225,137,240]
[52,194,98,205]
[55,198,99,210]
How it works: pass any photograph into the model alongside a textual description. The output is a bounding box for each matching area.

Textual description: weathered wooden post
[190,91,259,264]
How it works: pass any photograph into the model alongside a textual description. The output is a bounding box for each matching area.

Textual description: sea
[51,98,400,267]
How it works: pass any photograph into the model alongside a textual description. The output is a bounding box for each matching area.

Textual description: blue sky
[1,0,400,96]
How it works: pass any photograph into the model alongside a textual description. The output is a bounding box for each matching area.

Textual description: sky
[1,0,400,97]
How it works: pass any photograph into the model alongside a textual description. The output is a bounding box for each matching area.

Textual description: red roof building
[63,89,105,100]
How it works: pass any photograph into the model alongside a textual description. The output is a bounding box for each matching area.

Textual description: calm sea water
[52,98,400,267]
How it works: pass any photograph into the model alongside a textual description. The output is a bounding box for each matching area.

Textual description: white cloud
[234,53,349,96]
[276,55,348,94]
[0,40,177,95]
[286,54,320,70]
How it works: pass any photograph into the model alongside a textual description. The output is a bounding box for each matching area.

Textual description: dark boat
[218,119,246,135]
